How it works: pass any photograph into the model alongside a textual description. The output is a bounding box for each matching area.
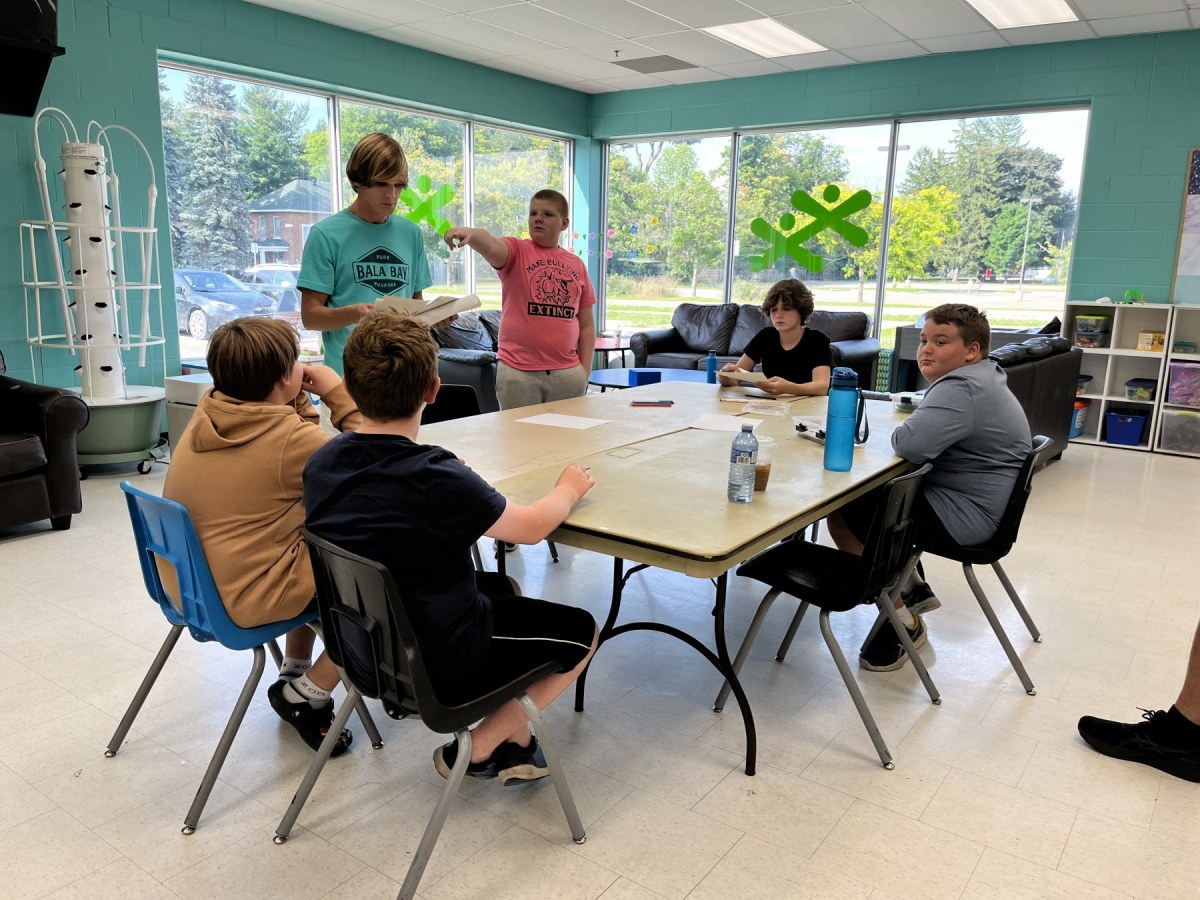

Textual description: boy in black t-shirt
[304,311,597,784]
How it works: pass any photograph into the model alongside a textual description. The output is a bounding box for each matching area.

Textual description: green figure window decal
[749,184,872,274]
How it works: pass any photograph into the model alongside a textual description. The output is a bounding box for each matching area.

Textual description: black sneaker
[433,738,507,779]
[267,680,353,756]
[902,582,941,615]
[859,612,927,672]
[493,540,518,554]
[1077,709,1200,783]
[497,735,550,786]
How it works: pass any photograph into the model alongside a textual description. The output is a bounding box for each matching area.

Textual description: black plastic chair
[914,434,1053,695]
[420,382,558,567]
[275,530,586,900]
[715,464,938,769]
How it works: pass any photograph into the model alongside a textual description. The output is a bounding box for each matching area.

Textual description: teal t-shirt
[298,209,433,375]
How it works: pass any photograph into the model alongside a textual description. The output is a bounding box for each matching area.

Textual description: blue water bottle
[824,367,858,472]
[706,350,719,384]
[727,423,758,503]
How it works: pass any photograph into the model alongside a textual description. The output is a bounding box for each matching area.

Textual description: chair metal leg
[267,637,284,670]
[877,556,941,705]
[352,690,383,749]
[274,685,360,843]
[992,561,1041,642]
[547,540,559,562]
[106,624,184,757]
[400,727,474,900]
[963,563,1036,695]
[183,644,267,834]
[518,694,585,843]
[775,600,810,663]
[714,588,784,711]
[471,541,484,571]
[818,609,893,769]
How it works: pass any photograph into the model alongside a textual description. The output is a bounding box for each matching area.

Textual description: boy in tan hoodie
[163,317,360,756]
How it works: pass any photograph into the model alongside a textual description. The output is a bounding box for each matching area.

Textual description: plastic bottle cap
[741,423,753,431]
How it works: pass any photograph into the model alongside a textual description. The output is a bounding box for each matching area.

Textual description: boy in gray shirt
[829,303,1032,671]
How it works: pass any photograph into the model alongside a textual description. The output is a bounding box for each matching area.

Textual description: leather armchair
[0,348,90,530]
[631,302,882,387]
[431,310,500,413]
[989,335,1082,465]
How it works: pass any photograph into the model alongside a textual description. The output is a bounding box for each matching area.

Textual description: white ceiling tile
[917,30,1007,53]
[470,4,618,47]
[1073,0,1186,17]
[408,12,559,54]
[776,5,907,49]
[843,40,930,62]
[623,0,760,29]
[772,49,857,70]
[859,0,992,39]
[326,0,448,24]
[561,79,618,93]
[423,0,528,11]
[249,0,391,31]
[575,40,663,64]
[637,29,761,65]
[1000,21,1100,45]
[528,49,636,80]
[531,0,683,39]
[368,22,507,60]
[656,67,731,85]
[710,59,789,77]
[740,0,851,13]
[1089,11,1193,35]
[478,55,569,81]
[595,72,674,90]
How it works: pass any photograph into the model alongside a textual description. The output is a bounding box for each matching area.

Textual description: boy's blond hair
[925,303,991,355]
[531,188,569,218]
[207,317,298,402]
[346,132,408,190]
[343,311,438,421]
[760,278,815,325]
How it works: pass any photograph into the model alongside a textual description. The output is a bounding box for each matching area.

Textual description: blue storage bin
[1105,410,1147,446]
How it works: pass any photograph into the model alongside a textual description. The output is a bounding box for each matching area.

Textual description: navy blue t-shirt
[303,432,507,678]
[743,326,833,384]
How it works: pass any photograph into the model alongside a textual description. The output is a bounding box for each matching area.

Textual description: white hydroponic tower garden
[20,107,167,472]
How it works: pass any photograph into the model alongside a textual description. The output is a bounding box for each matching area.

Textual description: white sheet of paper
[516,413,610,430]
[690,414,764,432]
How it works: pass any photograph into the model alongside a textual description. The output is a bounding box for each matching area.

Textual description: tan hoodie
[161,385,359,627]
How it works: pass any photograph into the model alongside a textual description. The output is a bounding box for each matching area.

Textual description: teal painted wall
[591,30,1200,309]
[0,0,592,382]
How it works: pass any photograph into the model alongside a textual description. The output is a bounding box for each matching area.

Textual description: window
[472,125,570,310]
[159,63,573,361]
[604,137,731,333]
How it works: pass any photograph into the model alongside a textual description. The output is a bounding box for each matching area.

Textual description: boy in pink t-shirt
[444,190,596,410]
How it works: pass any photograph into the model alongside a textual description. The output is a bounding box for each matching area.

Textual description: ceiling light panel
[963,0,1079,29]
[702,18,827,58]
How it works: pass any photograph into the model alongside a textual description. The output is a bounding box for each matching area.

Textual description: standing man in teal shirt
[299,132,433,377]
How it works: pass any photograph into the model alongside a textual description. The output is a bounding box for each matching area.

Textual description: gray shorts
[497,362,588,410]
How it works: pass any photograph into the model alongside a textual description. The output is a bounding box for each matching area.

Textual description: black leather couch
[432,309,501,413]
[989,335,1082,465]
[630,302,883,388]
[0,348,90,531]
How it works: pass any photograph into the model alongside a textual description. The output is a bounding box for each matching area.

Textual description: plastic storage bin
[1074,331,1111,349]
[1159,409,1200,454]
[1074,315,1112,333]
[1076,374,1093,396]
[1105,410,1147,446]
[1069,399,1090,438]
[1167,361,1200,408]
[1124,378,1157,401]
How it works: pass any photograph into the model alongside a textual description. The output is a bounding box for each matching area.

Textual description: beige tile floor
[1,444,1198,900]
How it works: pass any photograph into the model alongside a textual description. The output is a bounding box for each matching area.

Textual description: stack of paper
[375,293,481,326]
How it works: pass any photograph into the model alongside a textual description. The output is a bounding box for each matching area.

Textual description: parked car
[244,264,301,313]
[174,268,276,340]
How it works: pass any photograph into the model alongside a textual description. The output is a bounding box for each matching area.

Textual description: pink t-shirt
[496,237,596,371]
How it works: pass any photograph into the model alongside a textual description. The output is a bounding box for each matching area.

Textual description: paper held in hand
[375,293,481,326]
[718,368,767,384]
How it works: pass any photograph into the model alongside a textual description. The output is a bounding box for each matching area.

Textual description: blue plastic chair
[106,481,381,834]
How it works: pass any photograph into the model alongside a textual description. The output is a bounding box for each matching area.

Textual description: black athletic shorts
[836,487,959,551]
[437,571,597,705]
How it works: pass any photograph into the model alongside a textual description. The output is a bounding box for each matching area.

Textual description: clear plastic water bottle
[727,423,758,503]
[706,350,719,384]
[823,367,857,472]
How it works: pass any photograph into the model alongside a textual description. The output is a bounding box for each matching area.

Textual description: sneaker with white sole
[859,612,927,672]
[497,735,550,786]
[902,581,941,615]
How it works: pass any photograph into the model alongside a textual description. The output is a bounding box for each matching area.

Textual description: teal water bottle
[706,350,719,384]
[823,368,857,472]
